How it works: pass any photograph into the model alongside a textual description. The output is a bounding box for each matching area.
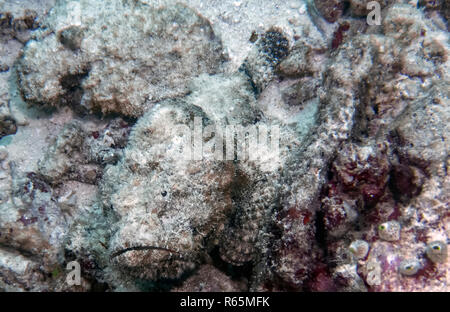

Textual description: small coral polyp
[399,259,422,276]
[378,221,401,242]
[349,240,370,260]
[426,241,448,264]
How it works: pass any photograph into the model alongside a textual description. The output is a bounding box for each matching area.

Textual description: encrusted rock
[1,0,448,293]
[0,7,39,43]
[239,29,289,94]
[313,0,345,23]
[398,259,422,276]
[17,0,224,117]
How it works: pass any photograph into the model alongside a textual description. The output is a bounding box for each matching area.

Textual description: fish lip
[110,245,185,260]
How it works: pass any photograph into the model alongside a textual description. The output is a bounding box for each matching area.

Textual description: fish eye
[432,245,440,251]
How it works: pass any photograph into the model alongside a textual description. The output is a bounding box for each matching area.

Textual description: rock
[426,241,448,264]
[38,118,131,184]
[313,0,345,23]
[172,265,247,292]
[17,0,225,117]
[239,29,289,95]
[398,259,422,276]
[103,102,235,280]
[350,0,389,17]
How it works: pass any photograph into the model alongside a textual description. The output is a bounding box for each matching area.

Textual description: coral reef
[0,3,45,140]
[0,0,448,292]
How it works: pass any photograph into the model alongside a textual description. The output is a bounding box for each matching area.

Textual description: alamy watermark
[66,261,81,286]
[148,117,281,163]
[367,1,381,26]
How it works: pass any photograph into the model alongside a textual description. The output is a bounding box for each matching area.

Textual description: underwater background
[0,0,448,291]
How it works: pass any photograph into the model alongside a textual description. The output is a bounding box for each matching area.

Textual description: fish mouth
[110,245,186,261]
[109,244,196,279]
